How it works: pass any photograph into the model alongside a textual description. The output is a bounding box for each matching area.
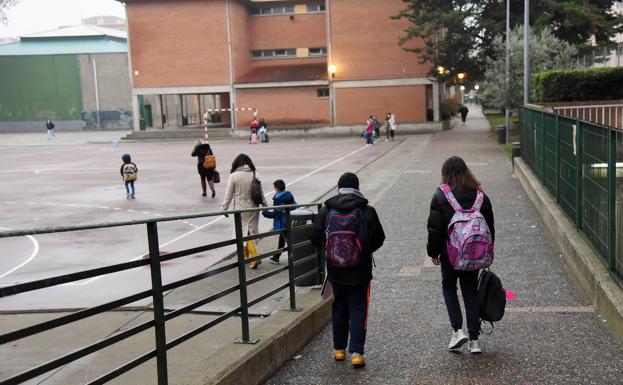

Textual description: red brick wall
[236,87,330,126]
[329,0,431,80]
[229,1,252,85]
[335,85,427,125]
[127,0,230,88]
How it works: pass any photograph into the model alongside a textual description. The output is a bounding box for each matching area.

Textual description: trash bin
[182,115,188,126]
[139,118,146,131]
[289,208,322,287]
[496,125,506,144]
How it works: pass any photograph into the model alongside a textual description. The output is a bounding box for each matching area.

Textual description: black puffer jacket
[311,192,385,285]
[426,186,495,261]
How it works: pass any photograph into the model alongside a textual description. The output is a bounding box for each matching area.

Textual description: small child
[262,179,296,264]
[120,154,138,199]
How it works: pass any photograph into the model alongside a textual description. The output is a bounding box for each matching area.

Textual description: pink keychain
[506,290,516,301]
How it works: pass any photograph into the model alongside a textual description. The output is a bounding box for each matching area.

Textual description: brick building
[121,0,441,130]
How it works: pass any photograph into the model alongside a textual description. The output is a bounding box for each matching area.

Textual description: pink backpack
[440,184,494,271]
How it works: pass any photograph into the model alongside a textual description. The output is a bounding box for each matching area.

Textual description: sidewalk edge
[514,157,623,341]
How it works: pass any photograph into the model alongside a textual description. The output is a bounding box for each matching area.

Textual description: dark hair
[273,179,286,191]
[230,153,256,174]
[441,156,480,190]
[338,172,359,190]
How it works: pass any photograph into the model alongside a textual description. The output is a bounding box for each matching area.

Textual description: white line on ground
[0,227,40,279]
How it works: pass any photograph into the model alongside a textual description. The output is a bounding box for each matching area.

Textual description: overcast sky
[0,0,126,38]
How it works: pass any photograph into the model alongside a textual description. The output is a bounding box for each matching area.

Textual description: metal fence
[551,104,623,130]
[0,203,321,385]
[521,106,623,287]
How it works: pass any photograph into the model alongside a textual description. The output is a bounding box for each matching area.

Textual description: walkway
[265,106,623,385]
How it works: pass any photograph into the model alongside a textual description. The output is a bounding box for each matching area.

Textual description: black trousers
[273,233,286,260]
[331,282,370,354]
[441,259,480,340]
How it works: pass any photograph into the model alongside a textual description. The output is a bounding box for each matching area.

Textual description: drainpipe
[92,56,101,129]
[225,0,237,128]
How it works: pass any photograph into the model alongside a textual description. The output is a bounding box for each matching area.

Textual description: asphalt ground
[265,107,623,385]
[0,134,401,311]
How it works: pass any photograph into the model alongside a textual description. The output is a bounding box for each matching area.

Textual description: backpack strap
[439,184,463,213]
[472,189,484,211]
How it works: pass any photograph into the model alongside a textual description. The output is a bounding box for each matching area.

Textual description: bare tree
[1,0,20,25]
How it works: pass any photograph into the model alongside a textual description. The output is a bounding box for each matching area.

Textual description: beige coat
[222,165,267,236]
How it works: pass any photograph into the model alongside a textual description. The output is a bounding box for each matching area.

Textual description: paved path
[266,106,623,385]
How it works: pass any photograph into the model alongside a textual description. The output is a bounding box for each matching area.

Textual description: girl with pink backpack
[426,156,495,354]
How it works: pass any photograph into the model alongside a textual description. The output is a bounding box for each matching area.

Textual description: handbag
[251,174,264,205]
[213,170,220,183]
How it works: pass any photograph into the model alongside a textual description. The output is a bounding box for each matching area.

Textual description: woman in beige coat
[222,154,267,268]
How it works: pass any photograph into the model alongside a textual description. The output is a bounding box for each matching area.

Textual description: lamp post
[328,64,337,125]
[505,0,510,144]
[524,0,530,105]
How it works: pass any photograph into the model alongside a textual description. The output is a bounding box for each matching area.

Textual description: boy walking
[311,172,385,368]
[262,179,296,264]
[120,154,138,199]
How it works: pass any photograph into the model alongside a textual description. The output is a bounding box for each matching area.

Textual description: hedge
[532,67,623,102]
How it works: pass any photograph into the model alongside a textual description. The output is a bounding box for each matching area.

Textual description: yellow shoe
[351,353,365,368]
[334,350,346,361]
[249,261,258,269]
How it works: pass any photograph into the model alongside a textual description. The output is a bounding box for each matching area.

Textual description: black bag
[213,170,220,184]
[251,175,264,205]
[478,269,506,333]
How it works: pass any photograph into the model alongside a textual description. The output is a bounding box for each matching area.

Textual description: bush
[533,67,623,102]
[441,98,461,120]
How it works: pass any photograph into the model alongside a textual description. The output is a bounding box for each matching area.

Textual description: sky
[0,0,126,38]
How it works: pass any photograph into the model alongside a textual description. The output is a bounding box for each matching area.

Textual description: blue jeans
[331,282,370,354]
[124,181,135,197]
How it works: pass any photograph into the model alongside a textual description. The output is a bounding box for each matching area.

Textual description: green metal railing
[521,106,623,286]
[0,204,321,385]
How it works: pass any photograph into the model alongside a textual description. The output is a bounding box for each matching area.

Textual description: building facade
[123,0,439,130]
[0,25,132,131]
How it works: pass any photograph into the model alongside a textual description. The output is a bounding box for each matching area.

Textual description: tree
[395,0,623,78]
[0,0,20,25]
[480,26,577,110]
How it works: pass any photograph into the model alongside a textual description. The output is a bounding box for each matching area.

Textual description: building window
[249,5,295,15]
[309,47,327,57]
[251,49,297,58]
[307,3,326,13]
[317,88,330,98]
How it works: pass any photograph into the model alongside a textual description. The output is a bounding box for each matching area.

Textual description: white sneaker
[448,329,468,350]
[468,340,482,354]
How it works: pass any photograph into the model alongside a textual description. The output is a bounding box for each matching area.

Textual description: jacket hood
[324,191,368,211]
[274,191,295,204]
[122,154,131,163]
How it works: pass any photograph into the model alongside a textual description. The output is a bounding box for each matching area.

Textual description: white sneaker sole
[448,336,469,350]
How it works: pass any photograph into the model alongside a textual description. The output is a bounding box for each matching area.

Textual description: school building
[121,0,441,130]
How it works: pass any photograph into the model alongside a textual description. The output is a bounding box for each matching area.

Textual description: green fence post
[234,212,257,344]
[147,222,168,385]
[608,129,616,272]
[285,208,302,312]
[541,110,545,184]
[575,119,582,229]
[555,114,560,203]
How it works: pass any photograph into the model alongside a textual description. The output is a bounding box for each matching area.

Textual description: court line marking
[65,144,370,286]
[0,227,40,279]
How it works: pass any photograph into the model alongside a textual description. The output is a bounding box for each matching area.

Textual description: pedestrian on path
[46,120,55,140]
[365,117,374,145]
[426,156,494,354]
[460,105,469,124]
[262,179,296,264]
[311,172,385,368]
[120,153,138,199]
[223,154,267,269]
[191,139,216,198]
[388,112,396,141]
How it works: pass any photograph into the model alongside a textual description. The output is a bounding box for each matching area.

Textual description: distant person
[365,117,374,145]
[311,172,385,368]
[262,179,296,264]
[384,113,391,141]
[372,115,381,140]
[426,156,495,354]
[388,113,396,141]
[191,139,216,198]
[250,118,259,144]
[120,154,138,199]
[46,120,55,140]
[460,105,469,124]
[259,118,269,143]
[223,154,267,269]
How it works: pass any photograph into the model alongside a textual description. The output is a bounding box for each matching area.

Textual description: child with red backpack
[311,172,385,368]
[426,156,495,354]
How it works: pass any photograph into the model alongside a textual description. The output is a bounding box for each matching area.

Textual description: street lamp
[328,64,337,79]
[457,72,465,80]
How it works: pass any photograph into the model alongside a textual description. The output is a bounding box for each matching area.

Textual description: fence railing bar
[159,239,238,263]
[295,269,320,284]
[161,262,238,292]
[146,223,168,385]
[243,248,287,266]
[0,289,152,345]
[246,265,290,286]
[240,229,282,243]
[165,308,240,351]
[292,240,313,249]
[163,284,240,322]
[292,254,319,267]
[1,320,155,385]
[247,282,291,308]
[0,259,150,298]
[87,350,157,385]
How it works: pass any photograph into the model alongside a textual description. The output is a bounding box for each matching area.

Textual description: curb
[514,157,623,341]
[184,289,331,385]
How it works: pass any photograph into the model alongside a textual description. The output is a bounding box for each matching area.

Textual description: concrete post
[132,95,140,132]
[433,81,441,122]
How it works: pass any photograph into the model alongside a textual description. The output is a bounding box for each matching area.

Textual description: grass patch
[485,113,505,131]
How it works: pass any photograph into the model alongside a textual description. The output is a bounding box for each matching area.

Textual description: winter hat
[122,154,132,163]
